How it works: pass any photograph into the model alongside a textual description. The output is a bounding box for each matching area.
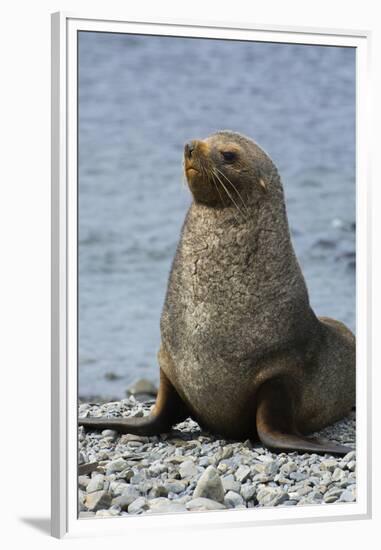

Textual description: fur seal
[79,131,355,455]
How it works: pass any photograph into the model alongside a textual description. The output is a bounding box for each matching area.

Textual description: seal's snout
[185,141,196,159]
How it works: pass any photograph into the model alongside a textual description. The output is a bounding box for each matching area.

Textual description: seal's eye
[221,151,237,163]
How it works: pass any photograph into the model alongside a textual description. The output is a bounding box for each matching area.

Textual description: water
[78,32,356,399]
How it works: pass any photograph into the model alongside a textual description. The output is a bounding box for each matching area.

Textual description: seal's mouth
[185,166,199,176]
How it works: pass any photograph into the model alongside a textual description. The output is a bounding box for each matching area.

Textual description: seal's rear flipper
[78,414,166,435]
[256,382,354,456]
[79,367,189,436]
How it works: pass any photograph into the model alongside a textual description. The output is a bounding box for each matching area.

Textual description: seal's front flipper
[256,381,353,456]
[78,367,189,436]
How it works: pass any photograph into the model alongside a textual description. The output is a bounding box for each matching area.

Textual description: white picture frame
[51,11,371,539]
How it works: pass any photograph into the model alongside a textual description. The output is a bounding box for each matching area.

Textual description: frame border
[51,11,372,539]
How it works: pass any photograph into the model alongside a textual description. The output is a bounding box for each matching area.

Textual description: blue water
[78,32,356,399]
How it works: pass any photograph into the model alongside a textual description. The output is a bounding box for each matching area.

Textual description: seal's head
[184,131,273,209]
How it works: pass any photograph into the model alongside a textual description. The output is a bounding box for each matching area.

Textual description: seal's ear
[259,178,267,193]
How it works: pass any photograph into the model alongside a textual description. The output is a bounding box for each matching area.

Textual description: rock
[101,429,118,439]
[127,379,157,397]
[120,433,150,444]
[217,463,228,474]
[323,489,343,503]
[331,468,345,482]
[130,473,147,485]
[342,450,356,463]
[320,459,338,473]
[164,480,187,494]
[339,489,355,502]
[118,468,134,481]
[148,485,168,498]
[78,475,90,490]
[179,460,198,479]
[280,461,297,476]
[305,490,323,503]
[224,490,245,508]
[148,462,168,476]
[128,497,149,514]
[346,460,356,472]
[240,483,256,502]
[112,487,140,509]
[235,465,251,483]
[289,471,307,482]
[95,509,120,517]
[186,497,226,511]
[106,458,128,474]
[193,466,224,503]
[199,457,211,467]
[86,474,105,493]
[148,497,187,514]
[222,474,241,493]
[78,461,99,476]
[109,480,127,496]
[85,490,112,511]
[257,487,289,507]
[252,461,278,476]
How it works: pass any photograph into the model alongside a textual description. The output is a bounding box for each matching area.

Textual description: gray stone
[128,497,148,514]
[257,487,289,507]
[323,489,343,503]
[86,474,105,493]
[179,460,198,478]
[164,480,187,494]
[217,463,228,474]
[320,459,338,473]
[331,468,345,482]
[101,429,118,439]
[224,490,245,508]
[85,490,112,511]
[95,509,120,517]
[193,466,224,503]
[148,497,187,514]
[120,433,149,444]
[148,462,168,476]
[280,461,297,476]
[240,483,256,502]
[342,450,356,463]
[148,485,168,498]
[235,465,251,483]
[112,486,140,509]
[186,497,226,511]
[289,471,307,482]
[222,474,241,493]
[109,480,127,496]
[339,489,356,502]
[306,490,324,503]
[78,475,90,490]
[106,458,128,474]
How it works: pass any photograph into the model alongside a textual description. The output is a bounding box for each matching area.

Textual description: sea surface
[78,32,356,399]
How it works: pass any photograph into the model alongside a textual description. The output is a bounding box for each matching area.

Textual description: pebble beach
[78,397,356,518]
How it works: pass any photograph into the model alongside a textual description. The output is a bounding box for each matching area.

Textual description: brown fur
[79,131,355,455]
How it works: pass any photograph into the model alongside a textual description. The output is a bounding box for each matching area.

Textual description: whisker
[212,168,247,221]
[210,171,228,209]
[214,167,250,215]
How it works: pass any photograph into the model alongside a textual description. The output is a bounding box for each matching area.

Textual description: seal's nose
[185,142,195,159]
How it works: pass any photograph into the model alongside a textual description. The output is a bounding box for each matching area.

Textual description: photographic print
[76,29,357,519]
